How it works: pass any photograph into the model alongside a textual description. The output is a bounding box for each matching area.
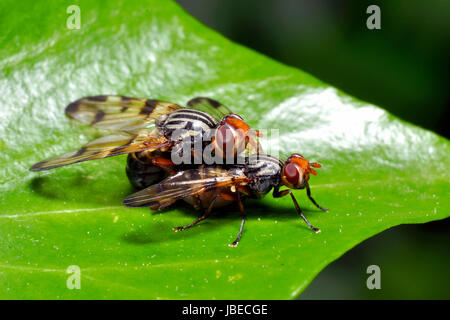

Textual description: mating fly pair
[30,96,327,246]
[30,96,258,172]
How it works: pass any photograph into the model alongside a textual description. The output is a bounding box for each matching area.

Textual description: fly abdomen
[126,152,168,190]
[159,109,219,142]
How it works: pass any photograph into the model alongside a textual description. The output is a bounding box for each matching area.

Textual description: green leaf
[0,0,448,299]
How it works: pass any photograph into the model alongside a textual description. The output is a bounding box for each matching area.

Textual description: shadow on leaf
[29,171,134,206]
[122,198,324,244]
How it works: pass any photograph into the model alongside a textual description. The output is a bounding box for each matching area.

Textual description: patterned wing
[66,95,182,131]
[30,128,169,171]
[123,167,248,208]
[186,97,233,119]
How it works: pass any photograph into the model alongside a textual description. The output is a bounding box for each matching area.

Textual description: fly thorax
[155,114,169,130]
[244,155,282,197]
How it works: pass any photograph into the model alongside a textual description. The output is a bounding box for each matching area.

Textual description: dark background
[176,0,450,299]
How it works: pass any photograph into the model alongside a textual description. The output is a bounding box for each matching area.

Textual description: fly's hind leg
[173,190,219,232]
[151,157,177,175]
[192,195,202,211]
[229,191,246,247]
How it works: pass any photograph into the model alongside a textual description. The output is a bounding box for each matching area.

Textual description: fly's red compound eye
[215,125,235,153]
[284,163,299,184]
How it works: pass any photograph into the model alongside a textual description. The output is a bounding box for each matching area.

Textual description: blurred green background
[176,0,450,299]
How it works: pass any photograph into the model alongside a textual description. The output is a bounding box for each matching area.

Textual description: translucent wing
[123,167,248,208]
[66,95,182,131]
[30,129,169,171]
[186,97,233,119]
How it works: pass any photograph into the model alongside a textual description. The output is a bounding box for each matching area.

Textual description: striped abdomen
[158,109,219,142]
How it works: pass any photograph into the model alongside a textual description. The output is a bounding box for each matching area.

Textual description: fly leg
[229,191,246,247]
[173,190,219,232]
[273,187,320,233]
[306,183,328,212]
[192,195,202,211]
[151,157,177,175]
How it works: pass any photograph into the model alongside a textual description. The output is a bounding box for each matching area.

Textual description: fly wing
[30,129,169,171]
[66,95,182,131]
[123,167,248,208]
[186,97,233,119]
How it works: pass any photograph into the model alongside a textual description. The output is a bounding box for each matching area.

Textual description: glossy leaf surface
[0,0,448,299]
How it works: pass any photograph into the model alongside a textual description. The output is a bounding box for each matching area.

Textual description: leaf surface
[0,0,448,299]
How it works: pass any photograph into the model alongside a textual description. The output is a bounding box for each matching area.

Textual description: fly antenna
[308,162,322,175]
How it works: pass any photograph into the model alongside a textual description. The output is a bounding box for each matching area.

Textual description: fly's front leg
[273,187,321,233]
[306,183,328,212]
